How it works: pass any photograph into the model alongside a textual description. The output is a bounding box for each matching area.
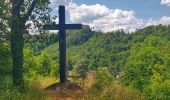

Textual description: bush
[89,67,114,93]
[143,80,170,100]
[0,41,11,73]
[74,59,88,78]
[23,47,59,81]
[23,47,37,81]
[0,75,48,100]
[84,81,142,100]
[122,36,170,91]
[82,67,142,100]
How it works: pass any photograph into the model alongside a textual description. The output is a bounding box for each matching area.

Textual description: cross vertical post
[43,5,82,83]
[59,6,66,83]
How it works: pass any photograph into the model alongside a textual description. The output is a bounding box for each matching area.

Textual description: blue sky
[50,0,170,32]
[75,0,170,19]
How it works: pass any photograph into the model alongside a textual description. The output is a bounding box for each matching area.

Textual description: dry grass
[36,76,58,89]
[39,77,143,100]
[82,81,143,100]
[0,76,143,100]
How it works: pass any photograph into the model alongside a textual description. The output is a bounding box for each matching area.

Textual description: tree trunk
[11,17,24,91]
[11,0,26,91]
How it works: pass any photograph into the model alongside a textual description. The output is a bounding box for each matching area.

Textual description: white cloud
[66,3,144,32]
[146,16,170,26]
[161,0,170,6]
[42,2,170,33]
[50,0,73,5]
[64,3,170,33]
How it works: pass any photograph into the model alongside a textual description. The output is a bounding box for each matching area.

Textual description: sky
[49,0,170,32]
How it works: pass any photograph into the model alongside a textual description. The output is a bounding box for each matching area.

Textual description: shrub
[84,81,142,100]
[143,80,170,100]
[74,59,88,78]
[88,67,114,94]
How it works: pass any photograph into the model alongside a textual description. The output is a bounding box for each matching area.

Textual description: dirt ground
[44,81,83,100]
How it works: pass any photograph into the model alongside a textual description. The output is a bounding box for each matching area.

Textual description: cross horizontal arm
[43,24,59,30]
[43,24,82,30]
[65,24,82,30]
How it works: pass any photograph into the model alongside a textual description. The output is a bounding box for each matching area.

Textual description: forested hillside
[1,24,170,99]
[42,25,170,72]
[40,24,170,99]
[26,25,92,53]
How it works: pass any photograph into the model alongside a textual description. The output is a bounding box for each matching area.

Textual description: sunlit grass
[0,75,143,100]
[0,81,49,100]
[82,81,143,100]
[36,76,58,89]
[0,75,58,100]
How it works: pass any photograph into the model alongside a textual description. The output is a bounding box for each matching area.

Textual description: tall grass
[0,75,49,100]
[80,67,142,100]
[83,81,142,100]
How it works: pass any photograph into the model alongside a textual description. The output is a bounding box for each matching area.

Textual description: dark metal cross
[44,5,82,83]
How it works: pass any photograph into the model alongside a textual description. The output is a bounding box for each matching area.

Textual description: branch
[23,0,37,22]
[12,0,24,18]
[15,0,24,19]
[17,0,24,8]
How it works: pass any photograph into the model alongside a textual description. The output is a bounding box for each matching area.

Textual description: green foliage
[67,25,93,47]
[28,24,170,99]
[36,53,51,76]
[25,25,92,54]
[90,67,114,93]
[36,52,59,77]
[23,47,37,81]
[42,30,131,74]
[0,46,51,99]
[0,41,11,75]
[73,59,88,78]
[1,20,170,99]
[0,76,48,100]
[122,35,170,99]
[49,60,59,77]
[143,80,170,100]
[85,80,142,100]
[0,0,11,36]
[96,67,114,84]
[25,33,59,54]
[23,47,59,81]
[0,41,11,65]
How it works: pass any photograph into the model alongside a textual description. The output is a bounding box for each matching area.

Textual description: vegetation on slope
[41,24,170,99]
[1,24,170,99]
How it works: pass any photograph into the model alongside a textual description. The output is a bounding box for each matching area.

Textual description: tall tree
[10,0,52,90]
[0,0,11,40]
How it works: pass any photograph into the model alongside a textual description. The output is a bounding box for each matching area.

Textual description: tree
[122,36,170,92]
[23,47,37,81]
[10,0,51,90]
[0,0,11,40]
[36,53,51,76]
[74,59,88,78]
[0,40,11,72]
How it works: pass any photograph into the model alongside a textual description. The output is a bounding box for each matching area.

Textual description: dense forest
[1,24,170,99]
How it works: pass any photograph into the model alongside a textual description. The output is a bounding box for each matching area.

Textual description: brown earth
[44,81,83,100]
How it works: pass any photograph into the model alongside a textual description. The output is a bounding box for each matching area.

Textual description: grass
[36,76,58,89]
[82,81,143,100]
[0,74,58,100]
[0,74,143,100]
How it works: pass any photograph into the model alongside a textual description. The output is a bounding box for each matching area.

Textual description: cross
[44,5,82,83]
